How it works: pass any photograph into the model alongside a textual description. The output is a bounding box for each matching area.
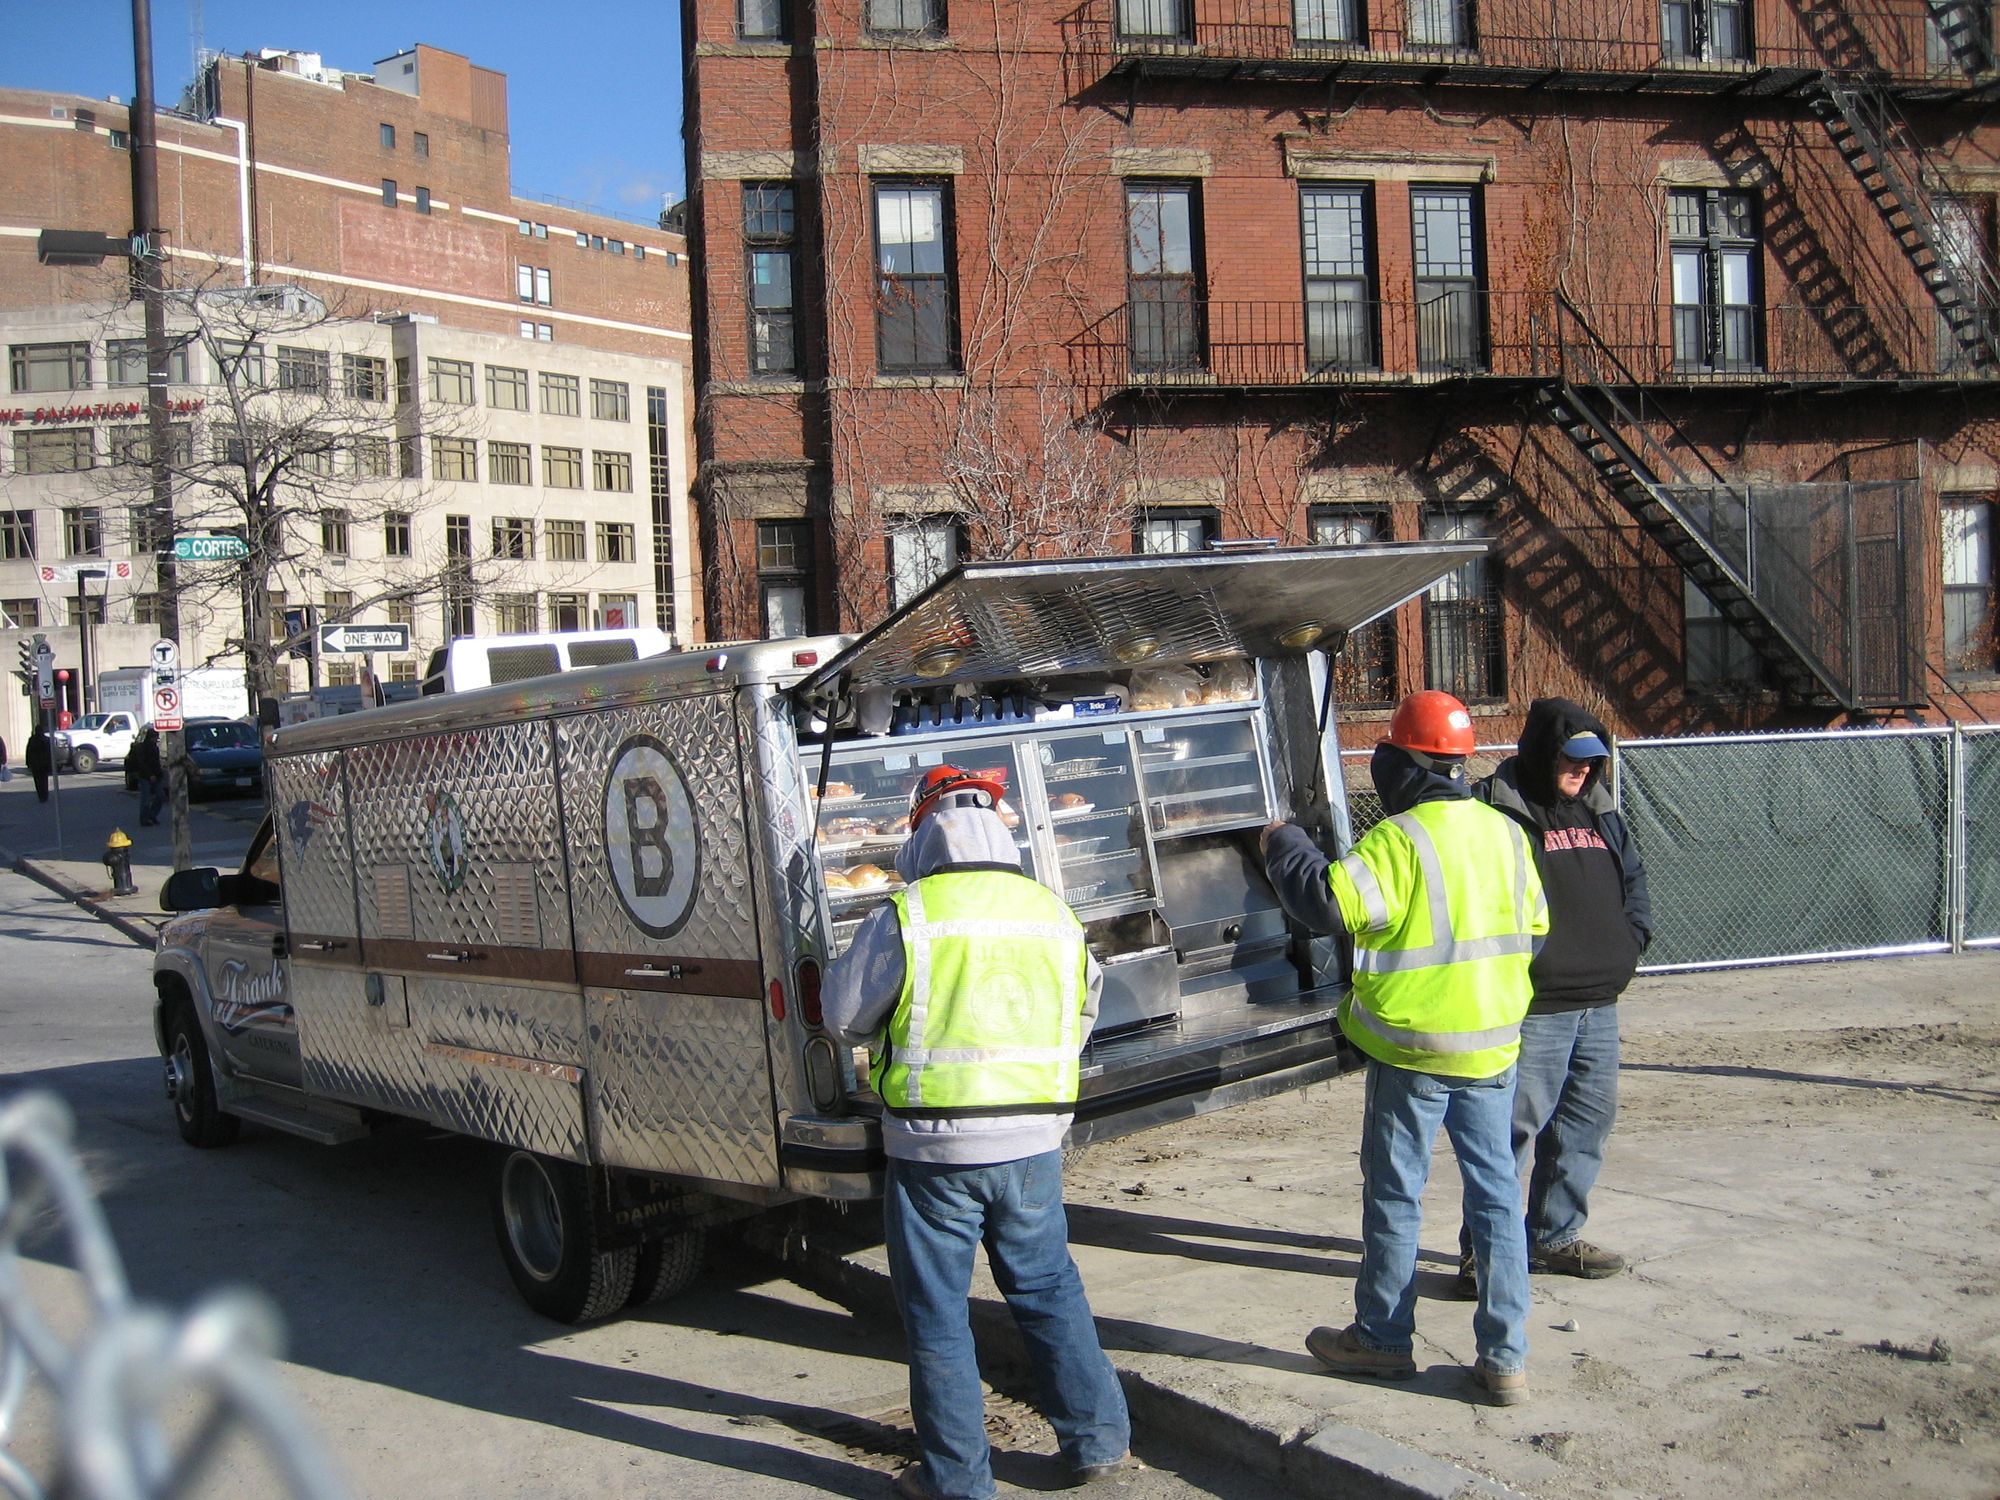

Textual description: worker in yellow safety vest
[1262,689,1548,1406]
[823,764,1131,1500]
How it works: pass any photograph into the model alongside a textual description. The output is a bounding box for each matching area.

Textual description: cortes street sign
[174,534,250,562]
[317,622,411,655]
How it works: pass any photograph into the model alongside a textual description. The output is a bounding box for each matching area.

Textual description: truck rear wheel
[628,1225,706,1308]
[72,745,99,775]
[491,1150,637,1323]
[165,1000,240,1148]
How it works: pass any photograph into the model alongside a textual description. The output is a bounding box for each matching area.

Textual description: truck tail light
[767,978,786,1022]
[794,958,823,1028]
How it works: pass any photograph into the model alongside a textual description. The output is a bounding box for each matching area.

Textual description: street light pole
[131,0,191,873]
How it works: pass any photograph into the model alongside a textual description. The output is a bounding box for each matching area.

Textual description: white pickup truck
[53,711,140,773]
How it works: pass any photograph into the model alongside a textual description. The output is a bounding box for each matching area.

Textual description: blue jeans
[884,1150,1129,1500]
[1355,1059,1529,1374]
[139,774,166,824]
[1515,1005,1620,1251]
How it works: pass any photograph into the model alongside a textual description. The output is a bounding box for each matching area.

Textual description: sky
[0,0,684,227]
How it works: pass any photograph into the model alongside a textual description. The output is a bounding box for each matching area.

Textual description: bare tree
[88,272,511,703]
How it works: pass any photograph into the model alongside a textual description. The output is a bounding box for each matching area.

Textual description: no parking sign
[153,682,182,732]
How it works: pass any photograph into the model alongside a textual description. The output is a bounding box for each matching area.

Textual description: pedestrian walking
[1262,690,1548,1405]
[25,725,53,802]
[1451,698,1652,1295]
[824,764,1131,1500]
[131,727,167,826]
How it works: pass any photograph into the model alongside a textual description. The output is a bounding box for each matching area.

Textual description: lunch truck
[152,546,1473,1322]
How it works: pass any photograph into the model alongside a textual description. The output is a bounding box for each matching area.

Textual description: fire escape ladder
[1922,0,1992,77]
[1539,295,1853,708]
[1805,77,2000,369]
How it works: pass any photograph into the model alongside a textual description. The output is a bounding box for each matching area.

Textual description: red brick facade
[686,0,2000,736]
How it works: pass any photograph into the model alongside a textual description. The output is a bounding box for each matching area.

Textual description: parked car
[52,712,140,774]
[182,718,265,799]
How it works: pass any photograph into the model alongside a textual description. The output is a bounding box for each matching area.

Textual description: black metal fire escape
[1798,0,2000,368]
[1538,296,1863,710]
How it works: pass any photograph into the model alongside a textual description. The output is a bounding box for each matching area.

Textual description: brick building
[683,0,2000,737]
[2,44,693,745]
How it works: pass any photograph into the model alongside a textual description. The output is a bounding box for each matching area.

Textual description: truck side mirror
[161,867,223,912]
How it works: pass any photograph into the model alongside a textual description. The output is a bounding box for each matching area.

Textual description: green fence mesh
[1620,731,1952,967]
[1963,728,2000,945]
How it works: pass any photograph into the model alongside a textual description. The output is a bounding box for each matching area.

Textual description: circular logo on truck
[603,735,700,939]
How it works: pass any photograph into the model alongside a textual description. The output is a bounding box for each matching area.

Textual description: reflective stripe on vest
[1328,801,1543,1077]
[878,871,1089,1116]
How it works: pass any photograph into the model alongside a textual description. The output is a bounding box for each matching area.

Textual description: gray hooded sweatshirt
[821,798,1105,1165]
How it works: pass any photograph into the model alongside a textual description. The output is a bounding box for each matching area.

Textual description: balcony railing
[1071,292,2000,391]
[1061,0,1996,94]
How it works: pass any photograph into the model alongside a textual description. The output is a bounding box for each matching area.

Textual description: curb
[754,1209,1521,1500]
[10,854,161,949]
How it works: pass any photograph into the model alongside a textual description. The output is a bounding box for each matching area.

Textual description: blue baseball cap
[1560,731,1610,760]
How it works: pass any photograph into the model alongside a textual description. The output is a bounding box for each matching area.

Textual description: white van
[419,627,673,695]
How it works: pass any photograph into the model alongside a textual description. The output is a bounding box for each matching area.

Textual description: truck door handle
[625,963,685,980]
[296,939,345,953]
[425,949,480,964]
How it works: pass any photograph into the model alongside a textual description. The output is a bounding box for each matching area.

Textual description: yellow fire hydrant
[103,828,138,897]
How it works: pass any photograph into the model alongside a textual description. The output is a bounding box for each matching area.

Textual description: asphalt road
[0,868,1267,1500]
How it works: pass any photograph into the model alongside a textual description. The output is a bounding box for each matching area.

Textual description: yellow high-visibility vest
[876,869,1090,1116]
[1326,800,1548,1078]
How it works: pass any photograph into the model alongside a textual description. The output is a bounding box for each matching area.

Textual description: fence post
[1949,724,1967,954]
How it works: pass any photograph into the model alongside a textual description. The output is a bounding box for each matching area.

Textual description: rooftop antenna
[189,0,204,76]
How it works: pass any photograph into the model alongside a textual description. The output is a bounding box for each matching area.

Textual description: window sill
[874,373,966,389]
[837,34,956,50]
[694,40,797,57]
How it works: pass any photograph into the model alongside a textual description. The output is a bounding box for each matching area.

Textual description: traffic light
[13,638,29,695]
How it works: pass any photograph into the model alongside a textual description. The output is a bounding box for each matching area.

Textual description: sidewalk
[12,802,1997,1500]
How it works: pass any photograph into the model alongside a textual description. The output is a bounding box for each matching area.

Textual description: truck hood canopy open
[792,543,1484,699]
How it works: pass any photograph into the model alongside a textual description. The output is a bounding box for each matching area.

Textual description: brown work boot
[1528,1239,1626,1278]
[1471,1360,1529,1406]
[1448,1248,1478,1301]
[1305,1323,1418,1380]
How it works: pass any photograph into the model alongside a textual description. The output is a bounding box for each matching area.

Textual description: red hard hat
[909,764,1006,830]
[1386,690,1476,757]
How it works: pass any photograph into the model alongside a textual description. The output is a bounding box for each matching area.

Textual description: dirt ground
[1063,953,2000,1500]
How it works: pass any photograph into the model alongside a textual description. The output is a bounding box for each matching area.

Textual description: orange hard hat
[908,764,1007,830]
[1386,690,1476,757]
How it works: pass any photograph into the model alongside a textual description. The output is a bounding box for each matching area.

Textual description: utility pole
[131,0,192,872]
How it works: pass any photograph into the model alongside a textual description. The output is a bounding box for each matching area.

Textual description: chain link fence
[1963,726,2000,948]
[0,1092,348,1500]
[1337,725,1994,971]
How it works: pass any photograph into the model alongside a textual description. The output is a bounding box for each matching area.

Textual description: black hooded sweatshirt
[1477,699,1652,1010]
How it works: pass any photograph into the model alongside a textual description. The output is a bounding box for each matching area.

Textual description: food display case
[803,695,1287,1036]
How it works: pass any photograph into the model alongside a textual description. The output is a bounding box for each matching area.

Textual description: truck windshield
[191,722,258,749]
[73,714,110,731]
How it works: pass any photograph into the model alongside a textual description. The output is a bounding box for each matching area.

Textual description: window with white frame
[1302,184,1377,371]
[516,265,552,306]
[1944,496,1996,675]
[1311,508,1396,703]
[1295,0,1358,43]
[889,516,959,606]
[1668,188,1760,373]
[1137,511,1215,554]
[868,0,945,37]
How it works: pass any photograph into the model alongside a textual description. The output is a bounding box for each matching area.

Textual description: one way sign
[317,622,412,655]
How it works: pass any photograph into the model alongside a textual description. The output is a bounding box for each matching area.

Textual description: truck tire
[491,1150,637,1323]
[628,1225,706,1308]
[72,745,99,775]
[165,999,240,1148]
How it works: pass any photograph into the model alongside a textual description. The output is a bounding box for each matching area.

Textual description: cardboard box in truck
[150,547,1476,1322]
